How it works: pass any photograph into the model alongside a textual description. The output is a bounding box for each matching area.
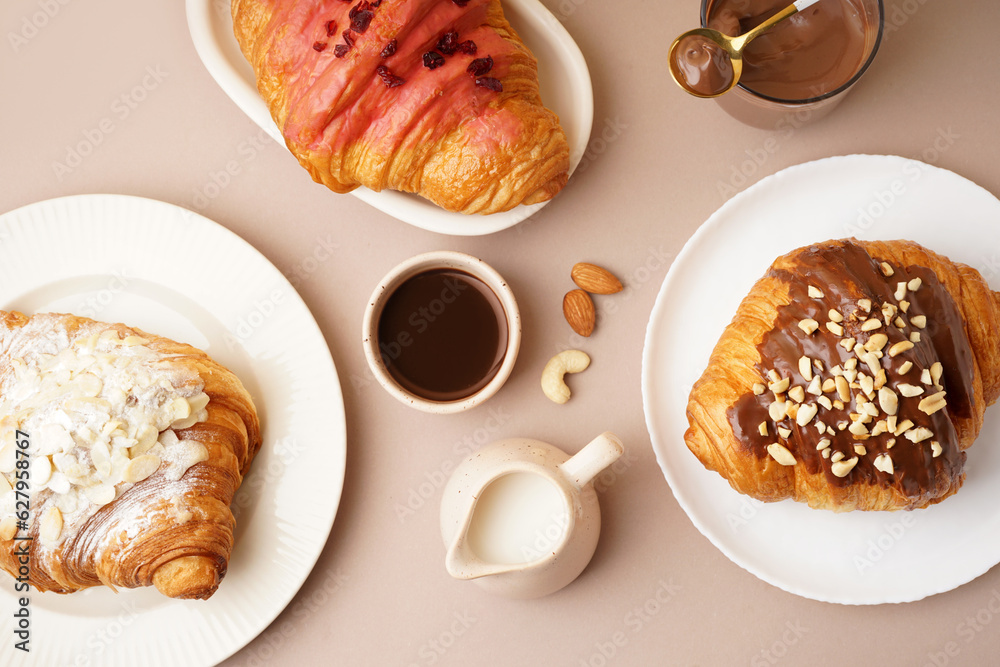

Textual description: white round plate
[185,0,594,236]
[0,194,346,664]
[642,154,1000,605]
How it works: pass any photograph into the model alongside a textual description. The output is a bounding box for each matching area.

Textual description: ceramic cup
[700,0,884,129]
[362,250,521,414]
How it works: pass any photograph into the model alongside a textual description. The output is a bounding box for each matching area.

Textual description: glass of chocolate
[700,0,883,129]
[362,251,521,414]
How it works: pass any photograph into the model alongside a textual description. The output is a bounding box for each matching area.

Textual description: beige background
[4,0,1000,665]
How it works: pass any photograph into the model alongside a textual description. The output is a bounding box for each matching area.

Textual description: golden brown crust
[0,311,261,599]
[685,239,1000,512]
[231,0,569,214]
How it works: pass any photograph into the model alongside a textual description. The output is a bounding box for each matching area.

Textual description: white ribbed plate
[0,194,346,665]
[642,155,1000,605]
[185,0,594,236]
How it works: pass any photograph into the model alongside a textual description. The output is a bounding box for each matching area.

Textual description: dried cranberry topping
[351,9,374,32]
[437,30,459,55]
[466,55,493,77]
[334,44,350,58]
[423,51,446,70]
[380,39,397,58]
[457,40,477,55]
[313,41,328,52]
[325,20,337,36]
[474,77,502,92]
[376,65,405,88]
[342,30,355,47]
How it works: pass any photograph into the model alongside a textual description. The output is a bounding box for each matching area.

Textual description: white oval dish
[185,0,594,236]
[642,154,1000,605]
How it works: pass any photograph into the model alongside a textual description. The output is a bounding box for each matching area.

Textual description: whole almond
[563,289,596,337]
[571,263,623,295]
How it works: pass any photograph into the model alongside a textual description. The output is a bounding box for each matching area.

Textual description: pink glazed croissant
[232,0,570,214]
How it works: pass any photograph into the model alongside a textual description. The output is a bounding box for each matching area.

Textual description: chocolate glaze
[672,34,735,97]
[728,240,974,502]
[377,269,507,402]
[707,0,869,100]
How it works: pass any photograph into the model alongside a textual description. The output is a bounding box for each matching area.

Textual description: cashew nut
[540,350,591,404]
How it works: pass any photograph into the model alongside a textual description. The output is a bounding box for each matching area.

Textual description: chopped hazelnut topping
[865,333,889,352]
[910,332,921,343]
[829,309,844,323]
[822,378,836,393]
[880,262,894,277]
[808,285,824,299]
[918,391,948,415]
[796,403,818,426]
[920,369,933,385]
[817,396,833,410]
[758,422,769,437]
[831,457,859,478]
[874,370,888,390]
[848,420,869,437]
[837,420,848,430]
[931,362,944,387]
[840,338,856,352]
[753,383,766,395]
[816,438,831,451]
[806,376,823,396]
[886,438,896,449]
[899,361,913,374]
[894,317,907,329]
[900,300,910,313]
[854,444,868,456]
[798,318,819,335]
[910,315,927,329]
[769,377,790,394]
[788,386,806,403]
[931,441,943,458]
[831,450,845,462]
[822,448,831,459]
[874,453,894,475]
[858,299,872,313]
[907,277,922,291]
[766,443,796,466]
[768,370,781,383]
[894,282,907,301]
[777,426,792,439]
[905,427,933,443]
[894,419,914,436]
[826,321,844,336]
[835,376,851,402]
[769,400,788,421]
[888,341,914,357]
[861,318,883,332]
[844,358,859,371]
[878,387,899,416]
[798,356,813,382]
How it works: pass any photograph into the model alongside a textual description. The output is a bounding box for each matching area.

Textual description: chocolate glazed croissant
[685,239,1000,511]
[231,0,570,214]
[0,312,261,598]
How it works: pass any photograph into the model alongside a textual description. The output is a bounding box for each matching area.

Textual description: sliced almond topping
[907,277,922,291]
[899,383,924,397]
[0,516,17,541]
[796,403,818,426]
[905,427,933,443]
[806,376,823,396]
[40,506,63,544]
[831,450,845,462]
[769,377,790,394]
[894,419,914,436]
[808,285,824,299]
[863,402,880,418]
[766,443,797,466]
[918,391,948,415]
[837,420,848,430]
[752,383,766,396]
[871,420,887,436]
[85,484,117,507]
[880,262,894,277]
[874,453,894,475]
[777,427,792,439]
[899,361,913,374]
[798,318,819,335]
[826,321,844,336]
[861,318,883,332]
[32,456,53,486]
[888,341,914,357]
[894,282,907,301]
[829,308,844,323]
[788,386,806,403]
[831,457,859,478]
[878,387,899,416]
[835,376,851,402]
[931,441,943,458]
[122,454,162,484]
[798,356,813,382]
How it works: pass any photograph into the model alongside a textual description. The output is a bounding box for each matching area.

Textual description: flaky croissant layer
[0,312,261,599]
[685,239,1000,512]
[232,0,570,214]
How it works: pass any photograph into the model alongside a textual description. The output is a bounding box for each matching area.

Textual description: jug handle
[559,432,624,489]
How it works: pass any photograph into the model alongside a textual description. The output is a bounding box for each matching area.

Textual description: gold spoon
[668,0,821,98]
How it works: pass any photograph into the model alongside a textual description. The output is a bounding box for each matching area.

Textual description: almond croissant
[232,0,570,214]
[685,239,1000,511]
[0,312,261,598]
